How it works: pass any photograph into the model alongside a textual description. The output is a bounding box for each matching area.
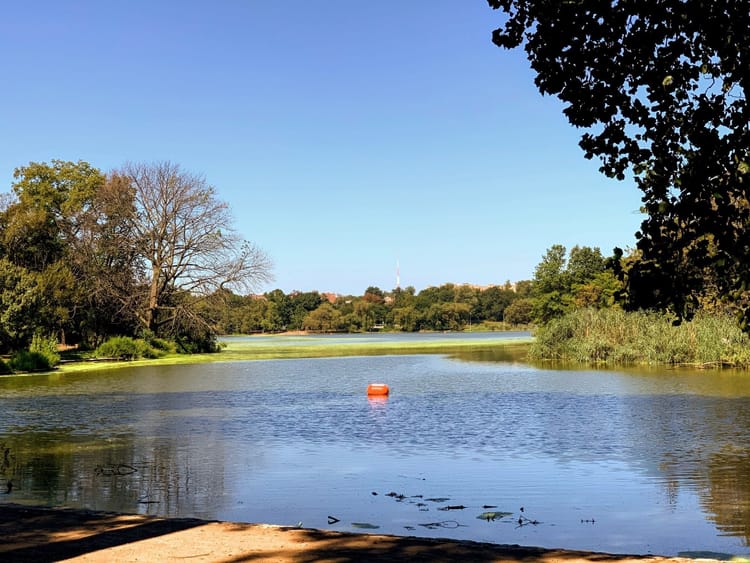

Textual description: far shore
[49,332,533,375]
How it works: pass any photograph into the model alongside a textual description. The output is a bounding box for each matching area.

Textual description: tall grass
[530,308,750,367]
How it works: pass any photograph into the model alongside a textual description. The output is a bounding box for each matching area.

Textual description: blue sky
[1,1,644,296]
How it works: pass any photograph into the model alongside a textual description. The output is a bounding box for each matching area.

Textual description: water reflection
[1,345,750,556]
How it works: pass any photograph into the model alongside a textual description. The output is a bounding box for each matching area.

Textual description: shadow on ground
[0,503,710,562]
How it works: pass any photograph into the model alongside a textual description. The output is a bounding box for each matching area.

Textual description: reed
[529,308,750,367]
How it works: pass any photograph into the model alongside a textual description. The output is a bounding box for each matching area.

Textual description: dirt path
[0,504,718,562]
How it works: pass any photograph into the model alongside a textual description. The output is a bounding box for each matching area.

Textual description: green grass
[54,335,533,374]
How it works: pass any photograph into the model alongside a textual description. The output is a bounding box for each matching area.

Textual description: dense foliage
[0,160,271,356]
[200,282,531,334]
[488,1,750,328]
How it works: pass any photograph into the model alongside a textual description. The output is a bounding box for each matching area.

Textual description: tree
[120,162,272,338]
[488,1,750,326]
[392,305,419,331]
[530,245,617,322]
[532,244,569,322]
[567,246,606,285]
[303,303,343,332]
[67,172,142,342]
[287,291,324,330]
[0,258,40,351]
[1,161,107,345]
[504,297,533,326]
[363,286,385,304]
[2,160,104,271]
[476,285,515,321]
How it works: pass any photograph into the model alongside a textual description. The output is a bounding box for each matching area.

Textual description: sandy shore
[0,503,720,562]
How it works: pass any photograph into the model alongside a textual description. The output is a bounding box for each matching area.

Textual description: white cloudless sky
[0,1,644,295]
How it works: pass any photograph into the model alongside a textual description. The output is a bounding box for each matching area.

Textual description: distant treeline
[202,244,623,336]
[201,282,534,335]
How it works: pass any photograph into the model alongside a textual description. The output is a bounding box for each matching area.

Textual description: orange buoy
[367,383,390,396]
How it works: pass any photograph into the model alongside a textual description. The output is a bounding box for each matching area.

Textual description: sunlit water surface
[2,333,750,558]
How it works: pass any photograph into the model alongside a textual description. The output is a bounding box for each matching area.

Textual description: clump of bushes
[0,333,61,374]
[94,336,162,360]
[530,307,750,367]
[8,351,52,372]
[30,333,60,367]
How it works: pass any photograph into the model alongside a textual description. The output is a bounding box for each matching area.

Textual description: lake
[1,332,749,558]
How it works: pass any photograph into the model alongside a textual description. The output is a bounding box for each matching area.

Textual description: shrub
[174,332,220,354]
[149,337,176,353]
[0,358,11,375]
[95,336,160,360]
[30,333,60,367]
[9,351,51,372]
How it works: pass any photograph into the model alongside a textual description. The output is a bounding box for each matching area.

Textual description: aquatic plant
[530,308,750,367]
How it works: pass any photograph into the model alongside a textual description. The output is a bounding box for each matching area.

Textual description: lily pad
[351,522,380,529]
[477,511,513,521]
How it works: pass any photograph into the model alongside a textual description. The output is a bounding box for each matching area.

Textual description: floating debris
[437,505,466,511]
[327,515,340,525]
[94,463,137,476]
[477,511,513,522]
[425,497,450,503]
[517,514,540,527]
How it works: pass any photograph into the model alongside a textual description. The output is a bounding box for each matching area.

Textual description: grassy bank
[55,334,533,374]
[530,308,750,367]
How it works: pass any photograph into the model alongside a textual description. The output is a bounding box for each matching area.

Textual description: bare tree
[120,161,272,335]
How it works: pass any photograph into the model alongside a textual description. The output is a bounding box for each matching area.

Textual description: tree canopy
[0,160,272,352]
[488,1,750,326]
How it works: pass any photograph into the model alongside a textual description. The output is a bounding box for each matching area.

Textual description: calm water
[2,333,750,558]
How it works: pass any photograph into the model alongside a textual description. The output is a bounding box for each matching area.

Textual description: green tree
[532,244,569,322]
[488,1,750,326]
[515,280,533,297]
[303,303,343,332]
[391,286,416,308]
[265,289,292,330]
[0,258,40,351]
[504,298,533,326]
[288,291,324,330]
[531,245,618,323]
[2,160,103,271]
[476,285,515,321]
[567,246,606,285]
[363,286,385,304]
[392,305,419,331]
[1,161,108,345]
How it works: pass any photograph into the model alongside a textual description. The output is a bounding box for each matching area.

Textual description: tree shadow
[0,503,208,562]
[219,524,666,562]
[0,504,684,563]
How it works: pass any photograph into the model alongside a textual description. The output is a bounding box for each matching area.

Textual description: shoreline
[0,503,716,562]
[47,333,532,375]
